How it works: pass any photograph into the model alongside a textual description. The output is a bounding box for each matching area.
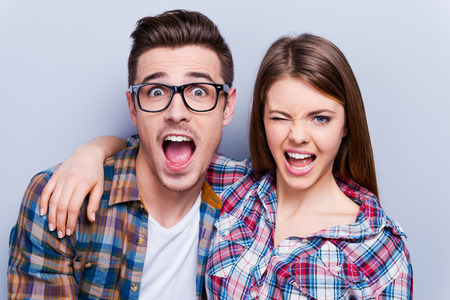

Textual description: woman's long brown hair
[249,34,378,197]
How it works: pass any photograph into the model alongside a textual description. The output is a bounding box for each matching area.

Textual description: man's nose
[164,92,191,123]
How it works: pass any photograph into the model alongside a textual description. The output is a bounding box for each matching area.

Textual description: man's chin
[158,174,204,193]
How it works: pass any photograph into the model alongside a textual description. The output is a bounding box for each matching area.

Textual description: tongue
[164,141,194,165]
[288,156,314,168]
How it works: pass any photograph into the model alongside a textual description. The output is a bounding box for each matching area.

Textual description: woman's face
[264,77,346,192]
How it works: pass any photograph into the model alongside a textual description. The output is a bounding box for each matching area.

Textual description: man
[8,10,250,299]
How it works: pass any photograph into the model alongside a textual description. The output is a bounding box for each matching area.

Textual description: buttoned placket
[128,201,149,298]
[256,187,318,299]
[249,191,276,299]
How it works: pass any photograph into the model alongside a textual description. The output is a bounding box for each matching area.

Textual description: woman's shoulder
[328,177,412,298]
[312,226,412,299]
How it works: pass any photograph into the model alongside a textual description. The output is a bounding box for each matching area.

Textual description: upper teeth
[287,152,311,159]
[165,135,192,142]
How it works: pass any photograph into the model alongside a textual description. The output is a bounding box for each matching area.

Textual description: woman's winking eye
[270,116,289,121]
[267,110,291,122]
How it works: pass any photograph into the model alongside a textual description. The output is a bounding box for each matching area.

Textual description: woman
[205,34,412,299]
[40,34,412,299]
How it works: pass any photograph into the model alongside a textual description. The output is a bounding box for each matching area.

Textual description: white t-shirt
[138,195,201,299]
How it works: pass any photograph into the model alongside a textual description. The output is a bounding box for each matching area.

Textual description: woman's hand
[39,136,127,238]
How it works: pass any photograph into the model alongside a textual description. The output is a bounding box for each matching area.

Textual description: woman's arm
[39,136,127,238]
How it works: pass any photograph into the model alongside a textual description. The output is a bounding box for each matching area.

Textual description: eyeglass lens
[138,83,219,112]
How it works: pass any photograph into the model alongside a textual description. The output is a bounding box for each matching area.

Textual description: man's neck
[135,152,203,228]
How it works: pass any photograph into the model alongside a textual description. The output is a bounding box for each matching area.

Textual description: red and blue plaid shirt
[9,135,412,299]
[206,171,413,299]
[8,146,251,299]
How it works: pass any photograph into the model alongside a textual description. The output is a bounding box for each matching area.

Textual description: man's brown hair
[128,10,234,87]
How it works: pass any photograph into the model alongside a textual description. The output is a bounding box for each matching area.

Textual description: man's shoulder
[207,154,252,177]
[106,145,138,164]
[103,145,139,174]
[206,154,254,193]
[36,165,58,181]
[22,171,53,209]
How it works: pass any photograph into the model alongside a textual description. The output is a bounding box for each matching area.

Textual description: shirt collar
[334,174,407,239]
[108,145,140,206]
[201,181,223,209]
[254,171,277,223]
[253,172,406,239]
[108,145,223,210]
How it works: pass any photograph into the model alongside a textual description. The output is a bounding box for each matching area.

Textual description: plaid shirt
[8,145,251,299]
[206,171,413,299]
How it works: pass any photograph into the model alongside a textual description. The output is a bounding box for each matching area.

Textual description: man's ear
[126,91,137,127]
[222,87,236,127]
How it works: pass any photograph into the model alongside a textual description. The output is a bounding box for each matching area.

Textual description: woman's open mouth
[285,151,316,170]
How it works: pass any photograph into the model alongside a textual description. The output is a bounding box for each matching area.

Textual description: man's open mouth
[285,151,316,170]
[163,135,196,165]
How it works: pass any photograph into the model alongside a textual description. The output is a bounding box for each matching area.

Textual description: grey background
[1,0,449,298]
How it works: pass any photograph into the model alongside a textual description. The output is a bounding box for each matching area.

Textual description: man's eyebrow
[187,72,214,82]
[140,71,215,84]
[141,72,167,83]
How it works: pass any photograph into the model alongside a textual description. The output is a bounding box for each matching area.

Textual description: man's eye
[149,88,165,97]
[191,87,207,97]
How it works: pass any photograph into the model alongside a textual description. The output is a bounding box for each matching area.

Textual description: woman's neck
[275,170,342,213]
[273,170,360,246]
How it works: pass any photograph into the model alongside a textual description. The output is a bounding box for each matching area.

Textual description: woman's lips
[284,151,316,175]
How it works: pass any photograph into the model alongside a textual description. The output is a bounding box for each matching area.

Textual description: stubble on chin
[137,142,202,193]
[137,121,223,193]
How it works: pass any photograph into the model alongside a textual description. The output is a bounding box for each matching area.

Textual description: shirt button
[301,238,308,243]
[250,291,257,299]
[335,265,342,272]
[84,262,92,269]
[223,229,230,236]
[131,284,139,292]
[137,237,145,245]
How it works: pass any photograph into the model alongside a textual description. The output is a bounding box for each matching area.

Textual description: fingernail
[66,229,71,236]
[40,208,45,216]
[57,231,64,239]
[49,223,54,231]
[91,212,96,221]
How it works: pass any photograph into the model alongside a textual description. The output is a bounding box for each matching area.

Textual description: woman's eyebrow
[307,109,335,116]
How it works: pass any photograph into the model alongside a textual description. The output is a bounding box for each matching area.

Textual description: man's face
[127,46,236,193]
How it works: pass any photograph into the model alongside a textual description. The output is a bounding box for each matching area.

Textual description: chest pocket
[207,214,256,278]
[289,240,405,299]
[289,244,364,299]
[73,254,121,298]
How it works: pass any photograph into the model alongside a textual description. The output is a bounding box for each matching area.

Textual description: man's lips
[164,135,193,143]
[163,135,196,165]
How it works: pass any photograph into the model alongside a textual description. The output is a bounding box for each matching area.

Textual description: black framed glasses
[129,82,229,113]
